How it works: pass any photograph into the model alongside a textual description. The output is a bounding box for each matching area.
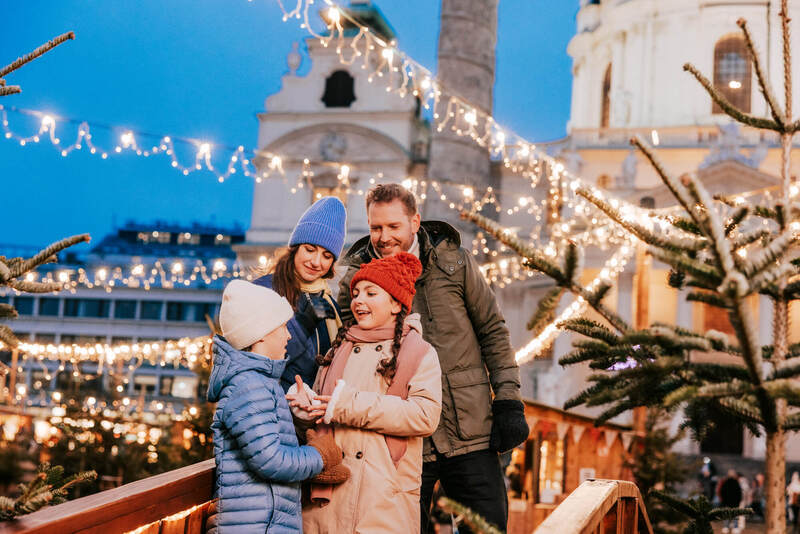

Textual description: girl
[293,251,442,534]
[254,196,346,391]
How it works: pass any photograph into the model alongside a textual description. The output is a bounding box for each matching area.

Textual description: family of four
[206,184,529,534]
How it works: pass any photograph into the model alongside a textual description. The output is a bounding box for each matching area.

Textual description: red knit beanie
[350,252,422,310]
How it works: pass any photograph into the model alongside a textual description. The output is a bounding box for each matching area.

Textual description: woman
[254,196,347,391]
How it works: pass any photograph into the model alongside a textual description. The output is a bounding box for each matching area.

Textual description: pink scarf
[310,318,428,506]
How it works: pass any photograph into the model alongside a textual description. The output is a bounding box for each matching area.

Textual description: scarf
[310,315,429,506]
[299,278,342,345]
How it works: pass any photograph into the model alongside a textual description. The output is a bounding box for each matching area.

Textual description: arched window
[600,64,611,128]
[322,70,356,108]
[713,35,751,114]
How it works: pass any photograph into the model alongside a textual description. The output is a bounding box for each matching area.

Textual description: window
[39,297,60,316]
[63,299,80,317]
[166,302,186,321]
[81,299,109,318]
[14,297,33,315]
[713,35,751,113]
[189,302,217,322]
[111,336,133,345]
[322,70,356,108]
[133,374,157,395]
[32,333,55,343]
[178,232,200,245]
[600,64,611,128]
[140,301,163,320]
[114,300,137,319]
[537,429,566,504]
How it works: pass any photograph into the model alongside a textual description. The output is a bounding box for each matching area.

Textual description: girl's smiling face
[351,280,401,330]
[293,244,334,283]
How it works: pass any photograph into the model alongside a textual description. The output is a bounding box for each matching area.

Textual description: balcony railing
[534,479,654,534]
[0,460,214,534]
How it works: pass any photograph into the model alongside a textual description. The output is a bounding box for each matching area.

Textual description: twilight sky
[1,1,577,252]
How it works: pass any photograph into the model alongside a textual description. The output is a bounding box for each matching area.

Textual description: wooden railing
[0,459,214,534]
[533,479,654,534]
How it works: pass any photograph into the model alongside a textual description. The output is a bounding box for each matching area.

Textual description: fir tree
[0,463,95,521]
[463,1,800,531]
[437,497,505,534]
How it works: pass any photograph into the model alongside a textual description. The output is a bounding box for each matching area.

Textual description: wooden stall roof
[522,398,632,433]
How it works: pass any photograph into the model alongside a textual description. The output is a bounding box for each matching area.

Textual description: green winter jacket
[338,220,522,461]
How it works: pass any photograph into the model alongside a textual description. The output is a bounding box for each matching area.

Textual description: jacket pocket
[446,367,492,440]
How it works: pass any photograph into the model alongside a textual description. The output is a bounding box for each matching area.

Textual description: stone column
[425,0,498,224]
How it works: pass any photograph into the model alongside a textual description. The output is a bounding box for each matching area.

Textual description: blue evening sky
[1,1,577,252]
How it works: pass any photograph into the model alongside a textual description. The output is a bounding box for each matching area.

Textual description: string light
[514,240,635,364]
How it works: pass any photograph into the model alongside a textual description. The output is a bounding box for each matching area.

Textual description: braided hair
[317,306,409,383]
[377,306,408,382]
[317,319,353,367]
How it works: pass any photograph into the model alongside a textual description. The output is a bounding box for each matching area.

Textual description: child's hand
[287,375,329,421]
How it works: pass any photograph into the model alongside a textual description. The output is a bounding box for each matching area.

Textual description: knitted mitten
[311,463,350,485]
[306,429,342,469]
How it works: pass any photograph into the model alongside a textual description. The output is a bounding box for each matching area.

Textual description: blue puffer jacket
[253,274,339,391]
[206,336,323,534]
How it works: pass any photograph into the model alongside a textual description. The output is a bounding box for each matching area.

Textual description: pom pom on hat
[219,280,294,350]
[350,252,422,310]
[289,196,347,259]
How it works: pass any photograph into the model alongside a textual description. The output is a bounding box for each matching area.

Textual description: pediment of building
[263,122,410,164]
[640,160,779,208]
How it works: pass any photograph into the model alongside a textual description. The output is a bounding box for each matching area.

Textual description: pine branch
[683,63,782,131]
[743,226,794,278]
[718,397,765,426]
[0,32,75,78]
[731,228,769,249]
[575,184,706,252]
[771,358,800,379]
[763,378,800,404]
[707,507,754,521]
[663,385,699,408]
[7,279,63,293]
[696,380,753,398]
[559,317,619,345]
[0,303,17,319]
[686,291,730,309]
[437,497,505,534]
[647,247,722,287]
[725,206,749,236]
[0,325,19,349]
[737,18,788,127]
[526,287,565,334]
[0,86,21,97]
[8,234,89,278]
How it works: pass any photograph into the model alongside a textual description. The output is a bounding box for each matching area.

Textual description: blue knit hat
[289,196,347,259]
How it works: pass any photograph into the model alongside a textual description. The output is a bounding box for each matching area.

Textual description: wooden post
[631,198,654,436]
[8,348,19,406]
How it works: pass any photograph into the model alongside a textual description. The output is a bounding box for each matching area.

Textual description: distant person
[737,473,751,532]
[206,280,348,534]
[719,469,743,534]
[698,457,717,501]
[788,471,800,533]
[751,472,765,521]
[254,196,347,391]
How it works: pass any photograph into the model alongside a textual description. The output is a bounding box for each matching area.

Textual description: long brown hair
[318,306,408,382]
[270,245,335,310]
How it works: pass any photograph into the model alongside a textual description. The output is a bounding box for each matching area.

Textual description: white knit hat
[219,280,294,350]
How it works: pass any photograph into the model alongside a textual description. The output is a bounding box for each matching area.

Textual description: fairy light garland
[514,240,635,364]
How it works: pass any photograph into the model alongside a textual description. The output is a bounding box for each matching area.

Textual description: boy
[207,280,348,534]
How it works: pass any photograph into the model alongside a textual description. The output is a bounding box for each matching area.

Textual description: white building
[521,0,800,463]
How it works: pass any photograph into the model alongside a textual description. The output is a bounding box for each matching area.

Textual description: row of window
[23,368,199,400]
[2,296,217,322]
[600,34,753,127]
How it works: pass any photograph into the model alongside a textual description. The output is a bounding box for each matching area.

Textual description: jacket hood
[207,335,287,402]
[341,220,461,268]
[405,312,423,334]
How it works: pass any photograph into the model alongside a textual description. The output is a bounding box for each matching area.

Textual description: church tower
[425,0,498,220]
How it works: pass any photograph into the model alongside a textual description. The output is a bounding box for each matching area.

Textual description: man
[338,183,529,533]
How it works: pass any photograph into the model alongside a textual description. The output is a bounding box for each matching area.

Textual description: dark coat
[337,221,522,460]
[206,336,323,534]
[253,274,338,391]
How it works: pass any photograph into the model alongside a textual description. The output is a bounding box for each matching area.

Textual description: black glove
[489,399,529,453]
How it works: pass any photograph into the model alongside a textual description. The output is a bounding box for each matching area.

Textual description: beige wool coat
[303,316,442,534]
